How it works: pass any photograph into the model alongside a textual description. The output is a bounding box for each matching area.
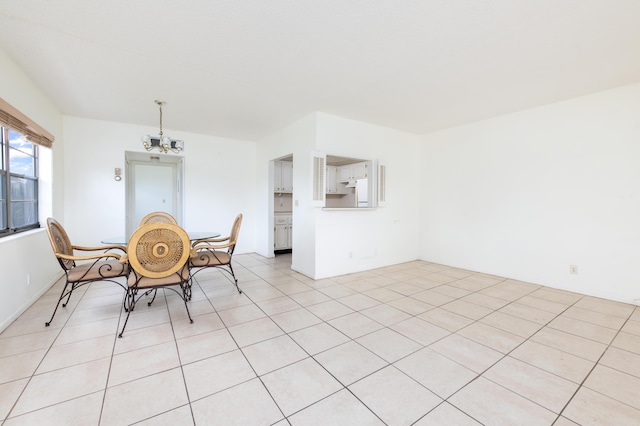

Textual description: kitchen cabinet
[274,161,293,193]
[338,162,367,182]
[326,166,348,194]
[274,214,292,250]
[326,166,338,193]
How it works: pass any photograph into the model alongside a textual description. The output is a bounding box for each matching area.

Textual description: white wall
[420,83,640,304]
[314,113,421,278]
[257,114,317,276]
[257,112,422,279]
[0,48,63,331]
[62,116,257,253]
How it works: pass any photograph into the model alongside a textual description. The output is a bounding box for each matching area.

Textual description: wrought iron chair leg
[123,288,135,312]
[118,311,131,338]
[185,281,192,301]
[184,276,193,300]
[126,288,140,311]
[45,282,71,326]
[227,264,242,294]
[61,284,76,307]
[147,289,158,306]
[181,284,194,324]
[118,289,136,338]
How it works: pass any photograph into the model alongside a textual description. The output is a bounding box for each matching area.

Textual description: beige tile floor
[1,253,640,425]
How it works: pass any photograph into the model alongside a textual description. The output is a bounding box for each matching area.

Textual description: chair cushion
[128,267,190,288]
[67,259,128,282]
[190,250,231,267]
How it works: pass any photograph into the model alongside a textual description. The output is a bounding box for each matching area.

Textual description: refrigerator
[355,178,368,207]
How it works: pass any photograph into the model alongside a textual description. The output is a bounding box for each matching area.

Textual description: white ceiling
[1,0,639,141]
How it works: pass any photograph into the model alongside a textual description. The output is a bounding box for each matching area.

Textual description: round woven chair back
[127,222,190,279]
[45,217,75,270]
[229,214,243,254]
[139,211,178,226]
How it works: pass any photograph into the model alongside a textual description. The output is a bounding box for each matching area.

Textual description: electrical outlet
[569,265,578,275]
[27,273,30,286]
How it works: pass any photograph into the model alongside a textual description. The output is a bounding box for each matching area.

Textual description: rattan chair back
[139,211,178,226]
[46,217,75,270]
[127,222,190,279]
[228,213,243,256]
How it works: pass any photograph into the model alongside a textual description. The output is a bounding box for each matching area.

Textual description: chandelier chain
[142,99,183,154]
[157,100,164,138]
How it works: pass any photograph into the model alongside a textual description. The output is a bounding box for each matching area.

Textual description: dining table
[101,231,221,245]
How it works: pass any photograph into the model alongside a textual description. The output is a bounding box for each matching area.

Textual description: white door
[133,162,176,221]
[125,152,183,238]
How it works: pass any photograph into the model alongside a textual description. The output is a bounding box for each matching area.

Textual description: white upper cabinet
[326,165,348,194]
[338,161,367,181]
[274,161,293,193]
[326,165,338,193]
[281,161,293,191]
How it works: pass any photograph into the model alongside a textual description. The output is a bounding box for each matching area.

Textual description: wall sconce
[142,100,184,154]
[114,168,122,181]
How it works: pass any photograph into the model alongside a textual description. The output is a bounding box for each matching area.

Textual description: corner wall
[0,48,63,331]
[419,82,640,304]
[257,114,317,276]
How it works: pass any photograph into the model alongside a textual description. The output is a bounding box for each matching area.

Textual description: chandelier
[142,100,184,154]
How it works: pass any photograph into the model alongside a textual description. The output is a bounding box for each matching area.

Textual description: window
[0,97,54,238]
[1,126,39,235]
[323,154,379,209]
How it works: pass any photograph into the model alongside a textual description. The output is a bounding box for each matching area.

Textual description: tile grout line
[198,275,291,422]
[239,269,389,423]
[5,256,638,424]
[554,307,640,422]
[98,277,129,426]
[4,276,109,422]
[164,284,198,426]
[424,282,586,423]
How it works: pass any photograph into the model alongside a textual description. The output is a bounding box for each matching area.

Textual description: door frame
[270,154,293,257]
[125,151,184,238]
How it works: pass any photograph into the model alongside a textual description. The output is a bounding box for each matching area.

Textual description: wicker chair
[137,212,178,304]
[190,213,243,294]
[139,211,178,226]
[118,222,195,337]
[44,217,128,327]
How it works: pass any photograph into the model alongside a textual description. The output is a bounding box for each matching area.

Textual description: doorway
[125,151,184,238]
[272,154,293,257]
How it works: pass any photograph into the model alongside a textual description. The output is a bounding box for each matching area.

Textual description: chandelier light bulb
[141,100,184,154]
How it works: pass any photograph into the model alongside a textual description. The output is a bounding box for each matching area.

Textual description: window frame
[0,125,40,236]
[0,97,53,238]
